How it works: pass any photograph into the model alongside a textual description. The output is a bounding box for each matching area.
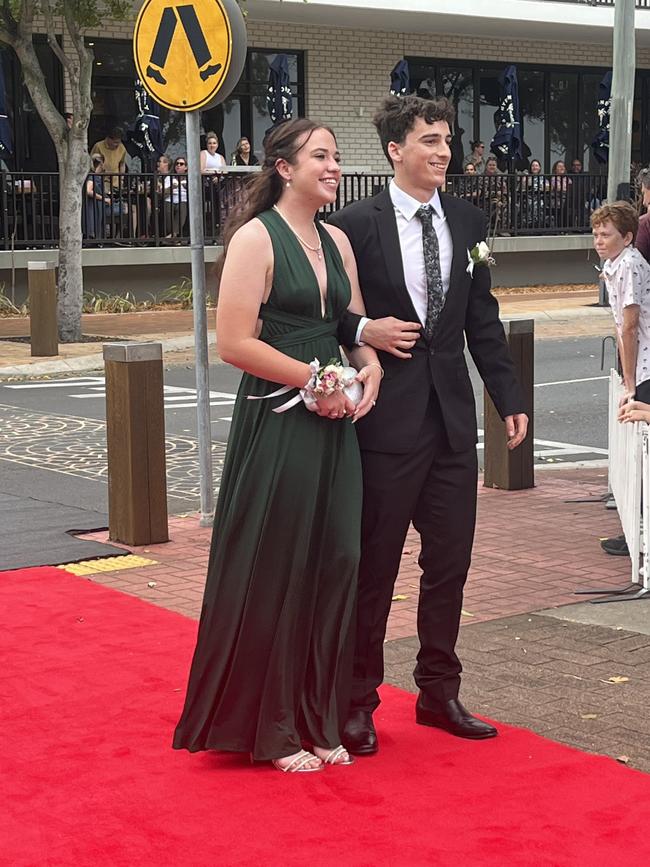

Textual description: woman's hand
[352,364,382,422]
[314,390,356,420]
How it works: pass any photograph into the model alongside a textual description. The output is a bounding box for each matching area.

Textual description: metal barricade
[608,369,643,584]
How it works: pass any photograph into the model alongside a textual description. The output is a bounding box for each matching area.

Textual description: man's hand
[360,317,421,358]
[505,413,528,450]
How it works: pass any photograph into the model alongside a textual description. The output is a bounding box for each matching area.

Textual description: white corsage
[247,358,363,414]
[466,241,495,277]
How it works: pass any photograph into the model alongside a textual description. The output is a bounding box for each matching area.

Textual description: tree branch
[40,0,75,76]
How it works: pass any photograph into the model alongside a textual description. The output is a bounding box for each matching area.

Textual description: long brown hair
[216,118,336,279]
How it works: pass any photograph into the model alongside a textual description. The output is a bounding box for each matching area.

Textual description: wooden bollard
[483,319,534,491]
[28,261,58,356]
[103,342,169,545]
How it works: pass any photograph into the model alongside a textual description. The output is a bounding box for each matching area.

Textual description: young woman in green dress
[172,120,382,773]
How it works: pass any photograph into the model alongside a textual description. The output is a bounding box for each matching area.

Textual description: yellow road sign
[134,0,236,111]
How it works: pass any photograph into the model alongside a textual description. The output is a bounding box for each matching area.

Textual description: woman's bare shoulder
[228,217,273,251]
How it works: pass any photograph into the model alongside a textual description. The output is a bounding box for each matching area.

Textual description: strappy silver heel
[271,749,324,773]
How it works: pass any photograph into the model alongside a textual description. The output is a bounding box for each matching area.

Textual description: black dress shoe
[342,710,378,755]
[415,696,497,740]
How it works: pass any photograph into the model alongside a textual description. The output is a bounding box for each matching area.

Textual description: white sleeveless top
[203,150,226,170]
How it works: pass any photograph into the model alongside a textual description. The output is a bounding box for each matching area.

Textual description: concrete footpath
[0,288,613,379]
[3,289,649,774]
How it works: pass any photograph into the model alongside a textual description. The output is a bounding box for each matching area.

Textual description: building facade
[1,0,650,172]
[2,0,650,291]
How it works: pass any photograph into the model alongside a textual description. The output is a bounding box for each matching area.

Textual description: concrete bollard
[103,342,169,545]
[28,261,58,356]
[483,319,534,491]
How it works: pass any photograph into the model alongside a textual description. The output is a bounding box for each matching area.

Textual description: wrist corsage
[247,357,363,414]
[466,241,495,277]
[301,358,363,411]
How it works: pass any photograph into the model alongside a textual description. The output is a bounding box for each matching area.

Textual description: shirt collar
[604,245,633,277]
[389,179,444,221]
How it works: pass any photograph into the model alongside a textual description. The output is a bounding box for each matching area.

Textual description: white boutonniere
[466,241,496,277]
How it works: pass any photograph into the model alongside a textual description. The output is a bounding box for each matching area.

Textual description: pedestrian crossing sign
[134,0,245,111]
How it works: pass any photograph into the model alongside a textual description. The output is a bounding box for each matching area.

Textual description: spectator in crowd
[459,161,479,204]
[163,155,189,238]
[84,152,126,239]
[523,158,549,230]
[550,160,572,230]
[231,136,259,166]
[90,126,126,190]
[636,169,650,264]
[200,131,227,174]
[570,158,584,174]
[463,140,485,174]
[84,152,107,239]
[154,154,172,236]
[592,201,650,556]
[481,156,507,232]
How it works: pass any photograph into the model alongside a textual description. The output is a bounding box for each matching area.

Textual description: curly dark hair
[373,95,455,166]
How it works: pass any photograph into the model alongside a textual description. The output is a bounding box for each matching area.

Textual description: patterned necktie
[415,204,445,339]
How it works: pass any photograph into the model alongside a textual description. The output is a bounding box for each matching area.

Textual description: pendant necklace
[272,205,322,260]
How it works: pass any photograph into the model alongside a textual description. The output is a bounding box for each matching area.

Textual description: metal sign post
[134,0,247,525]
[185,109,214,523]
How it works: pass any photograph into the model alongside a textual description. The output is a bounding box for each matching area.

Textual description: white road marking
[534,376,609,387]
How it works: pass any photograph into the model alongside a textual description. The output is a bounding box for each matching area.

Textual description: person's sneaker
[600,534,630,556]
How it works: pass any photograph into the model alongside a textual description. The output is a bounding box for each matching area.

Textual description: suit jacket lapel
[373,190,421,324]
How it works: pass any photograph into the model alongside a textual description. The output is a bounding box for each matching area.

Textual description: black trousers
[351,393,478,713]
[635,379,650,403]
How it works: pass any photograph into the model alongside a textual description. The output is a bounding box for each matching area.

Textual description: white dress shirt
[603,245,650,386]
[356,179,454,343]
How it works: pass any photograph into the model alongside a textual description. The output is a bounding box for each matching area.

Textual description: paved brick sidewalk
[80,467,628,633]
[74,466,650,770]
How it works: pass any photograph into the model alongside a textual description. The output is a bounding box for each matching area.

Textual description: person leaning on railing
[457,162,480,205]
[592,201,650,557]
[522,159,550,230]
[479,156,507,233]
[550,161,572,231]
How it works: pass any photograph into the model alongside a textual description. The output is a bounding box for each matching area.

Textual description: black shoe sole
[343,742,378,756]
[415,714,498,739]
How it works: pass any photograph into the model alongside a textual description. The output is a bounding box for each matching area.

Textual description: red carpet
[2,566,649,867]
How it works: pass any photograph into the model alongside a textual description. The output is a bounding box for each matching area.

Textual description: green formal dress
[173,209,362,761]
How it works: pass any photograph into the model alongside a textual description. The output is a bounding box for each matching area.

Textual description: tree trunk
[56,135,89,342]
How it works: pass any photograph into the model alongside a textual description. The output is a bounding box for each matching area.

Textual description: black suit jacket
[329,188,525,454]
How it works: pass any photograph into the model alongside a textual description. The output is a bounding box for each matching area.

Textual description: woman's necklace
[272,205,322,260]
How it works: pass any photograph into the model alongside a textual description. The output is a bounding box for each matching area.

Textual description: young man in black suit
[330,95,528,755]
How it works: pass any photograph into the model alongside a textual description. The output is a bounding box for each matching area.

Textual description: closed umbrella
[591,71,612,165]
[390,60,410,97]
[490,65,522,164]
[267,54,292,127]
[125,79,163,169]
[0,59,13,159]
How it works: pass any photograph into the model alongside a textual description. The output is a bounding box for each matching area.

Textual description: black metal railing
[538,1,650,8]
[0,169,610,249]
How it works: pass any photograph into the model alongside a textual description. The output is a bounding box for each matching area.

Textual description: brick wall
[45,14,650,170]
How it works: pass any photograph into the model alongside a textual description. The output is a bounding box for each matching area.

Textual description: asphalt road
[0,335,612,529]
